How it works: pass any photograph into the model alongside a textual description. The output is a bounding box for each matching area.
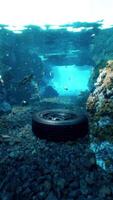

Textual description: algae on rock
[87,60,113,142]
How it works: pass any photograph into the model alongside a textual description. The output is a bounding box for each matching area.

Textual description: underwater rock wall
[90,28,113,66]
[1,24,113,107]
[87,60,113,142]
[0,24,96,106]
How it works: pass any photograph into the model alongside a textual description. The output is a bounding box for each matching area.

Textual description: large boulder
[41,86,59,98]
[0,101,12,115]
[87,60,113,173]
[87,60,113,142]
[90,28,113,65]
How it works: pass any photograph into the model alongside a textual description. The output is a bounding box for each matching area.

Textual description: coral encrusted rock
[87,60,113,142]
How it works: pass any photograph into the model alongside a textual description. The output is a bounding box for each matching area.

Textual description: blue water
[49,65,92,95]
[0,21,109,104]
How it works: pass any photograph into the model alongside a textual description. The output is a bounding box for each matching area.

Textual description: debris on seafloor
[0,133,21,144]
[18,74,34,87]
[0,134,11,143]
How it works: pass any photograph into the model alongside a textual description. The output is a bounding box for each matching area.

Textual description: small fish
[21,100,28,106]
[0,75,4,85]
[49,71,54,78]
[18,74,34,87]
[64,87,68,91]
[91,33,95,37]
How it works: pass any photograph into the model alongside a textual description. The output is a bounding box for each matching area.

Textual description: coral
[87,60,113,142]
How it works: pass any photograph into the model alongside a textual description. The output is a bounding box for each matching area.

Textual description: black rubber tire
[32,109,88,141]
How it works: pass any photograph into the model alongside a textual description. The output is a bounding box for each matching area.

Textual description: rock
[68,190,80,198]
[0,101,12,115]
[46,191,58,200]
[80,179,89,195]
[43,180,51,192]
[89,157,97,167]
[98,116,113,128]
[38,191,47,199]
[79,153,96,169]
[41,86,59,98]
[87,195,94,200]
[87,60,113,142]
[52,176,65,198]
[69,181,79,189]
[87,60,113,173]
[9,151,20,159]
[66,198,74,200]
[22,187,31,196]
[85,172,95,185]
[0,192,13,200]
[54,177,65,190]
[99,185,111,198]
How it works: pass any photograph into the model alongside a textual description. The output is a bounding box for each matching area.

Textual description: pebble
[99,185,111,198]
[68,190,80,198]
[85,172,95,185]
[0,101,12,115]
[69,181,79,189]
[0,192,13,200]
[54,177,65,190]
[38,191,47,199]
[46,191,58,200]
[9,151,17,158]
[80,179,89,195]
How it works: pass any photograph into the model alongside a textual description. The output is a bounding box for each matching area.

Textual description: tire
[32,109,88,141]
